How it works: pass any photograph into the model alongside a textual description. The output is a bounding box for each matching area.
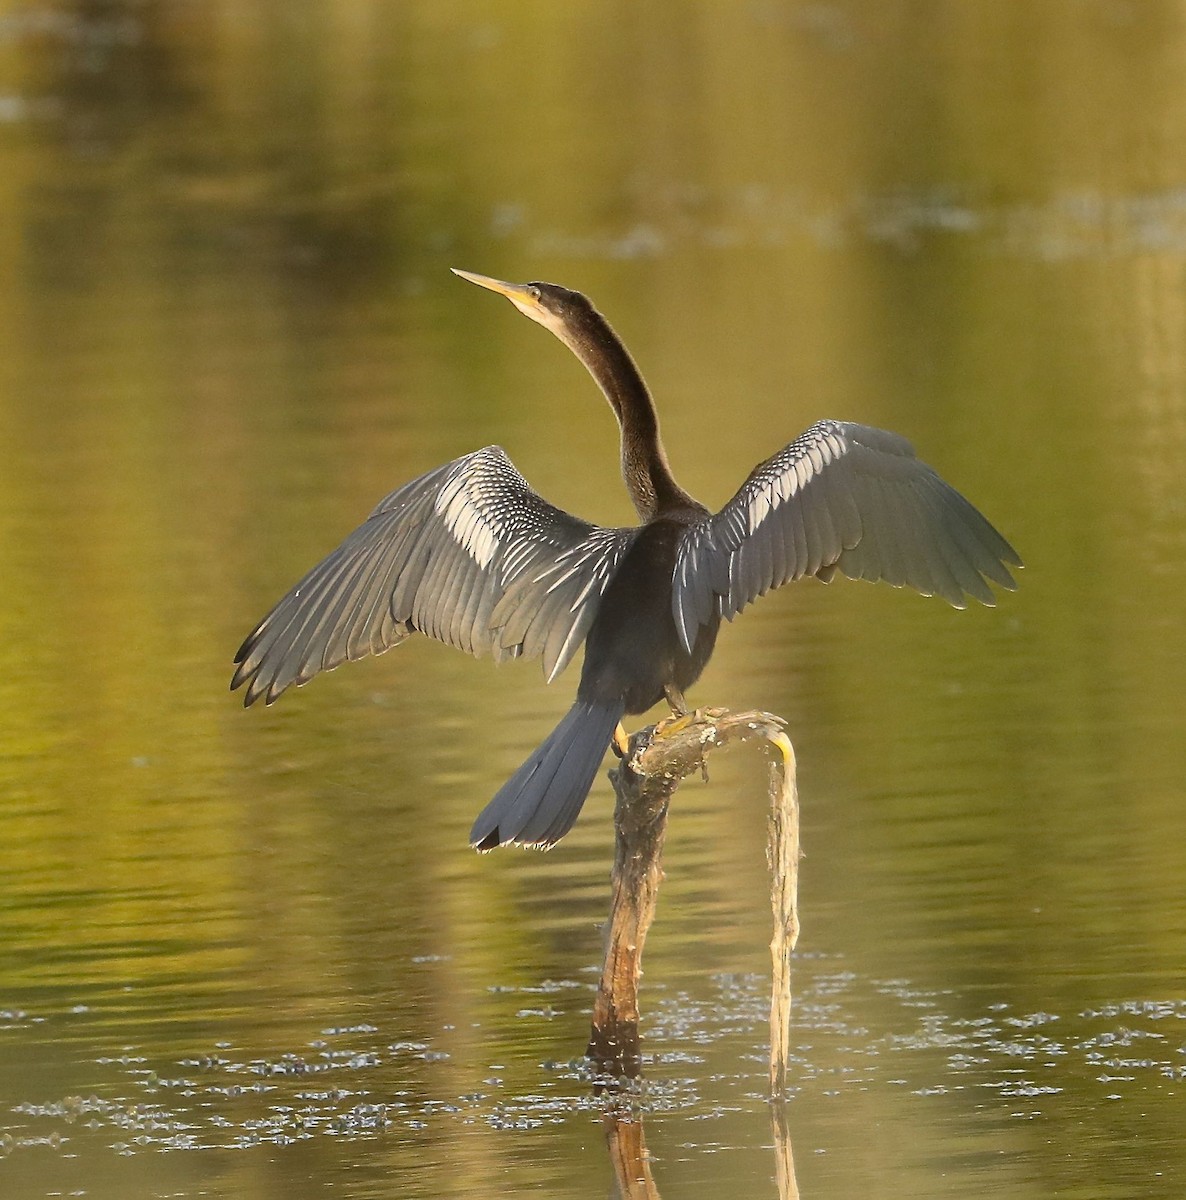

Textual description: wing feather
[673,419,1020,651]
[873,473,944,599]
[861,475,905,587]
[233,447,635,705]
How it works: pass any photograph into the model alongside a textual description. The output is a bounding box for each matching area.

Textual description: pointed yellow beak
[451,268,544,320]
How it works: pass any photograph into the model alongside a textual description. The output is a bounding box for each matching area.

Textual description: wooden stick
[766,732,800,1096]
[586,709,799,1083]
[586,727,672,1076]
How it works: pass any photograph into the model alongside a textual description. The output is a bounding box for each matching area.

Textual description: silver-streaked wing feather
[233,446,635,705]
[672,420,1021,651]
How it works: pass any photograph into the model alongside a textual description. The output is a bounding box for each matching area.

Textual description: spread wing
[672,420,1021,651]
[233,446,636,705]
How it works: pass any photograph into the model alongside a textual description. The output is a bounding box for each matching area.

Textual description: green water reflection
[2,2,1185,1198]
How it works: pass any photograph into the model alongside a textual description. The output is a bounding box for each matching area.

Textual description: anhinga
[233,270,1020,850]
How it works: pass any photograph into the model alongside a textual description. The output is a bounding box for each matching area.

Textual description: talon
[655,711,695,739]
[611,721,630,758]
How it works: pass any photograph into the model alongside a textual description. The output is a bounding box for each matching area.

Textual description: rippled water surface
[2,3,1185,1197]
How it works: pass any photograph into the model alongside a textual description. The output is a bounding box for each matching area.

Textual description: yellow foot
[653,705,730,742]
[611,721,630,758]
[654,711,697,740]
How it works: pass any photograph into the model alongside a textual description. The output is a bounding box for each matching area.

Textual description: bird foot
[653,711,695,740]
[610,721,630,758]
[653,705,729,741]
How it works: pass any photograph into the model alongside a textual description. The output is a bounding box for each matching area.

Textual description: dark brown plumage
[233,270,1021,849]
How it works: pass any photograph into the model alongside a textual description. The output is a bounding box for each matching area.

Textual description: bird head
[451,269,600,350]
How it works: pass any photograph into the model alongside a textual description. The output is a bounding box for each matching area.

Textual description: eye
[528,284,542,300]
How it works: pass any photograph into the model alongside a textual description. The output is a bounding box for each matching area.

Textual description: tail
[470,700,625,850]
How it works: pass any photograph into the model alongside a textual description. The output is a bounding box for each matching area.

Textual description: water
[2,2,1185,1197]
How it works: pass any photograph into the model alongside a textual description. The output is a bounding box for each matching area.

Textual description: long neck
[565,317,699,522]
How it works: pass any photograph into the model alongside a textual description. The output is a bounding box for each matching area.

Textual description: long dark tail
[469,700,625,850]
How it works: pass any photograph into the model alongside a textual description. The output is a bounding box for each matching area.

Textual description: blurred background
[1,2,1184,1197]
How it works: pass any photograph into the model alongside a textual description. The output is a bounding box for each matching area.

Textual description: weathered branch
[586,707,800,1091]
[766,731,799,1096]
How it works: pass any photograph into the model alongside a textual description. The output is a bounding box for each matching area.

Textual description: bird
[232,269,1021,850]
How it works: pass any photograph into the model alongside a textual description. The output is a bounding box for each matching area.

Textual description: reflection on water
[3,971,1183,1195]
[3,1,1186,1198]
